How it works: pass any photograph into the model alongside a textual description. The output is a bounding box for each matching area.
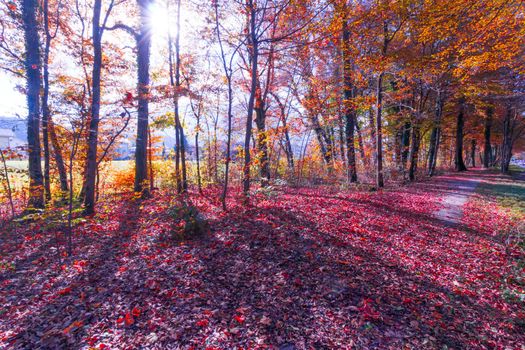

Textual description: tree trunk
[427,92,444,176]
[242,0,258,199]
[355,121,366,167]
[255,98,270,186]
[483,106,493,168]
[454,98,467,172]
[501,105,513,174]
[408,123,420,181]
[42,0,52,202]
[375,72,384,188]
[23,0,44,209]
[48,121,68,192]
[83,0,103,214]
[134,0,152,197]
[470,139,476,168]
[342,16,357,183]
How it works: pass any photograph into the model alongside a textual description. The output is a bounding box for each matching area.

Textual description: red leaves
[117,307,141,326]
[57,287,72,296]
[233,314,245,324]
[358,298,381,322]
[195,319,209,327]
[132,307,141,317]
[124,91,134,104]
[125,313,134,326]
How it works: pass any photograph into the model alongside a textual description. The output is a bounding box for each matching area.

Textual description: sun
[147,1,173,38]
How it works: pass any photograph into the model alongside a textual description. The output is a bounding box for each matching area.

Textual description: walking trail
[433,170,482,225]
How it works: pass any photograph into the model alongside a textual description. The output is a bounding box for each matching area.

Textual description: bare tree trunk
[501,105,513,174]
[134,0,152,197]
[167,31,181,193]
[83,0,103,214]
[0,149,15,218]
[408,122,420,181]
[375,72,384,188]
[483,106,493,168]
[49,120,69,193]
[342,15,357,183]
[42,0,53,203]
[175,0,187,192]
[23,0,44,209]
[470,139,476,168]
[355,121,366,166]
[242,0,258,200]
[427,92,444,176]
[454,98,467,172]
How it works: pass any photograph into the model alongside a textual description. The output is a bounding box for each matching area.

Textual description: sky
[0,71,25,117]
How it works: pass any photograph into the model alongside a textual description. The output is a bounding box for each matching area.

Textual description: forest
[0,0,524,349]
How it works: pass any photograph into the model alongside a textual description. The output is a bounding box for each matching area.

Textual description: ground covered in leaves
[0,172,524,349]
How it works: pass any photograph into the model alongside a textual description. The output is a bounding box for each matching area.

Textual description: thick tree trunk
[501,105,513,174]
[134,0,152,197]
[483,106,493,168]
[23,0,44,209]
[454,98,467,172]
[83,0,103,214]
[375,72,384,188]
[408,123,420,181]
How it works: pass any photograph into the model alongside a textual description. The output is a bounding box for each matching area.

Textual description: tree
[83,0,116,214]
[22,0,44,209]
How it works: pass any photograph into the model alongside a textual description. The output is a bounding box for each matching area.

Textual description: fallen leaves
[0,178,523,349]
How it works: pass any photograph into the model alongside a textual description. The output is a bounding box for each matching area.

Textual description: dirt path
[433,171,482,225]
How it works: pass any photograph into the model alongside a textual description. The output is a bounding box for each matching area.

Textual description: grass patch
[477,166,525,217]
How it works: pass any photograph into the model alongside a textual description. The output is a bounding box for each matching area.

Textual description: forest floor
[0,169,524,350]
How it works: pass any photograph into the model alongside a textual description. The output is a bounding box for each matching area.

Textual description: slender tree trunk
[367,108,377,168]
[242,0,258,200]
[427,92,444,176]
[134,0,152,197]
[42,0,52,203]
[255,102,270,186]
[342,16,357,183]
[83,0,103,214]
[355,121,366,166]
[49,120,68,192]
[470,139,476,168]
[167,32,181,193]
[0,149,15,218]
[175,0,187,192]
[483,106,493,168]
[148,126,154,192]
[454,98,467,172]
[23,0,44,209]
[375,72,384,188]
[195,118,202,193]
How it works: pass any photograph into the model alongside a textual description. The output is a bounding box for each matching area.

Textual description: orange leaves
[63,320,83,335]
